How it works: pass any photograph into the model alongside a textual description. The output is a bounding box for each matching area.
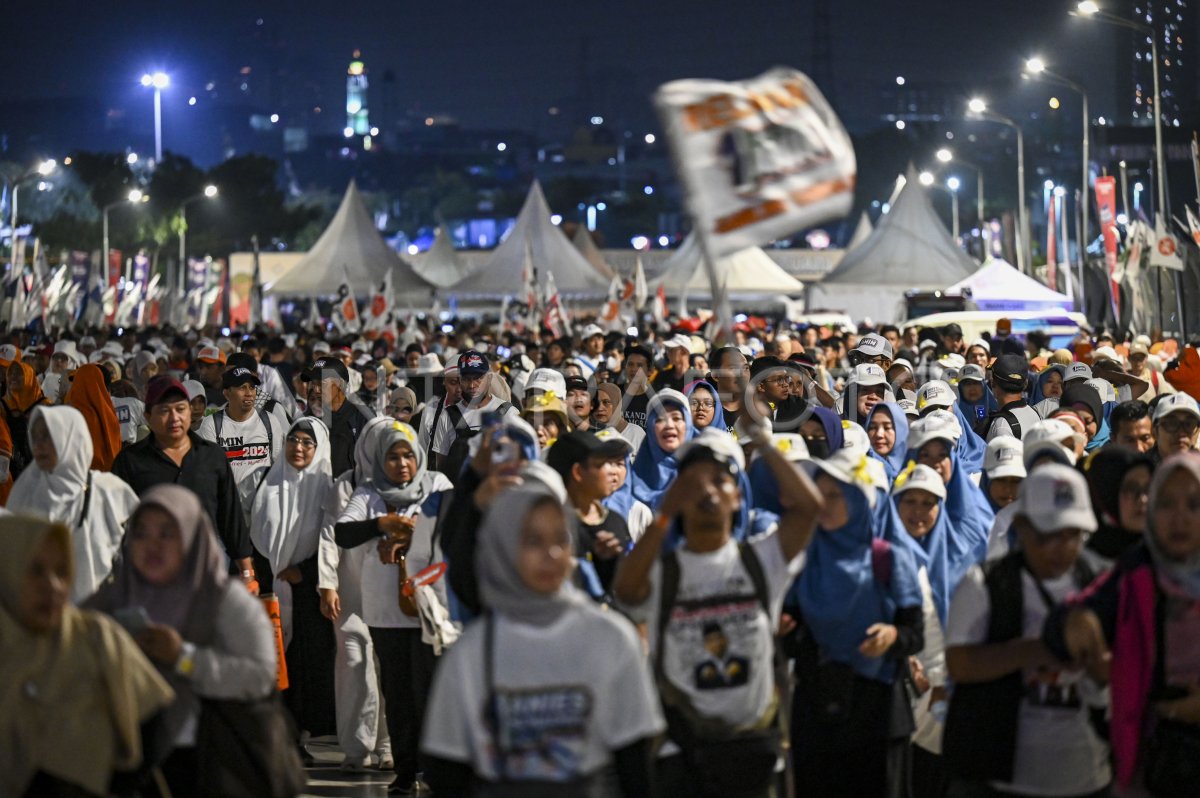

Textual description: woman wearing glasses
[251,417,337,756]
[685,380,724,433]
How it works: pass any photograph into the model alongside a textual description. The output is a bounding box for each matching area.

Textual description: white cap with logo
[892,463,948,500]
[1015,463,1097,534]
[984,435,1027,480]
[916,380,955,412]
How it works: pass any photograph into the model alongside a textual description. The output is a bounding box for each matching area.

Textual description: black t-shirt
[651,366,685,393]
[724,405,742,436]
[622,392,650,429]
[576,508,632,591]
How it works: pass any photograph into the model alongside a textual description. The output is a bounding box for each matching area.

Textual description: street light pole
[968,100,1027,272]
[140,72,169,164]
[178,185,218,297]
[102,189,149,291]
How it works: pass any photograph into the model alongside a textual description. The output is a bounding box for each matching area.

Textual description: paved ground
[302,739,395,797]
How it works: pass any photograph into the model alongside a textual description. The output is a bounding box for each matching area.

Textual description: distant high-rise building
[1123,1,1193,127]
[347,50,369,135]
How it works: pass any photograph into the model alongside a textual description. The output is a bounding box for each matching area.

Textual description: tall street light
[919,171,961,240]
[936,148,986,242]
[140,72,170,164]
[1073,1,1165,218]
[179,185,218,296]
[102,189,149,286]
[1024,57,1091,269]
[968,98,1027,273]
[7,158,56,281]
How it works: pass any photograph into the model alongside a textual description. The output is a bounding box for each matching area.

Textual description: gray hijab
[476,485,584,626]
[372,420,428,508]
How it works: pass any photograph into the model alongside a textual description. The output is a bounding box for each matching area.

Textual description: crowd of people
[3,314,1200,798]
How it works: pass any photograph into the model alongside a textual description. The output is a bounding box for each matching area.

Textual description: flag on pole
[542,271,568,338]
[1150,215,1184,271]
[1119,219,1148,282]
[365,270,394,332]
[521,242,539,329]
[331,266,362,334]
[1094,176,1121,320]
[306,297,322,331]
[1186,205,1200,246]
[1046,193,1058,291]
[601,274,623,331]
[652,284,668,329]
[633,256,648,310]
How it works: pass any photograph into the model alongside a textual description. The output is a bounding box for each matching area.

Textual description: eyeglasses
[285,435,316,449]
[387,405,413,414]
[1158,418,1200,437]
[763,374,792,385]
[689,399,715,410]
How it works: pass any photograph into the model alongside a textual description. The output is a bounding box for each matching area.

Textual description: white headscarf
[250,417,333,574]
[8,405,138,601]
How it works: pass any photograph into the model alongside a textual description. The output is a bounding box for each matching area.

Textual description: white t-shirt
[623,535,801,729]
[421,604,664,782]
[112,397,145,444]
[430,396,519,457]
[335,476,452,629]
[945,564,1110,796]
[196,409,286,521]
[912,565,948,754]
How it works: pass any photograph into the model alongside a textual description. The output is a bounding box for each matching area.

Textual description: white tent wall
[650,233,805,299]
[571,226,616,281]
[412,226,471,289]
[266,180,434,297]
[448,181,611,299]
[805,167,977,323]
[945,258,1073,312]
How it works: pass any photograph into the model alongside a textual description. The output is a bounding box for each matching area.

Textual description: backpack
[652,543,787,797]
[214,407,276,462]
[976,404,1025,440]
[440,401,512,480]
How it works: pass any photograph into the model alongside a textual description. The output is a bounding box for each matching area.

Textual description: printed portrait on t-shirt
[693,621,750,690]
[490,685,593,781]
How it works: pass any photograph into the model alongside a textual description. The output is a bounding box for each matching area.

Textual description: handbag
[1144,719,1200,798]
[196,692,306,798]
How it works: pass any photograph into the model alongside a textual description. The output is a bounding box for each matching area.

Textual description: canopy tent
[571,226,616,281]
[412,226,472,289]
[805,166,978,323]
[652,233,805,299]
[945,258,1073,312]
[267,180,434,298]
[449,181,610,298]
[846,211,873,249]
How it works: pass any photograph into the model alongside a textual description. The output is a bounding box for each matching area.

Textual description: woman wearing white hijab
[8,405,139,602]
[250,417,337,750]
[317,414,395,771]
[335,419,453,794]
[421,483,664,795]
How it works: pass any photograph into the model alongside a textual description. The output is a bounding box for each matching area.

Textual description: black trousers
[370,626,437,785]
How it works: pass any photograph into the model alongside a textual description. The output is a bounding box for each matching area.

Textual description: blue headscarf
[1029,364,1066,407]
[630,390,696,508]
[886,469,973,628]
[806,406,845,459]
[684,379,726,434]
[914,433,994,563]
[865,402,909,482]
[794,478,923,682]
[955,377,997,430]
[949,401,987,476]
[603,452,637,518]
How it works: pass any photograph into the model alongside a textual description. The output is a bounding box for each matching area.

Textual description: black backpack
[975,403,1027,440]
[440,401,512,480]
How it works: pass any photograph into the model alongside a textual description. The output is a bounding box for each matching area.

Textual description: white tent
[450,182,610,298]
[652,233,805,299]
[571,226,616,281]
[267,181,434,297]
[806,166,978,323]
[412,227,471,289]
[846,211,873,249]
[945,258,1073,312]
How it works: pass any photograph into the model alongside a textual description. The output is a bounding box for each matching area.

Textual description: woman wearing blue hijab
[800,406,844,460]
[629,389,696,508]
[684,380,725,433]
[788,448,925,798]
[866,402,909,482]
[954,368,997,430]
[908,410,994,564]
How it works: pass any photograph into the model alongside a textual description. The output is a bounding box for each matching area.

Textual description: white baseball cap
[1015,463,1097,534]
[1153,392,1200,423]
[804,448,880,509]
[849,363,888,387]
[1091,346,1121,365]
[916,380,955,412]
[580,323,605,340]
[958,364,987,384]
[591,425,634,455]
[766,433,809,462]
[897,398,919,418]
[1022,419,1084,468]
[892,463,947,500]
[984,435,1027,480]
[853,334,893,360]
[968,338,991,354]
[1064,362,1092,383]
[908,409,963,451]
[1085,377,1118,405]
[181,379,207,402]
[841,422,871,457]
[525,368,567,402]
[676,427,745,472]
[665,334,692,351]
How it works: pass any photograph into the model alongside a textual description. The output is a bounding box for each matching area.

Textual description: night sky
[4,0,1129,142]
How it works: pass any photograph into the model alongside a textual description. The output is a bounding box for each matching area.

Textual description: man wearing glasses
[847,334,894,372]
[748,356,794,427]
[1152,393,1200,462]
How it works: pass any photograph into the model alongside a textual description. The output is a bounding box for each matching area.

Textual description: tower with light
[346,50,370,135]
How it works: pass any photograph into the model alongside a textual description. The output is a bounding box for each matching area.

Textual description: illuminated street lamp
[102,189,150,284]
[936,148,986,239]
[179,185,218,295]
[140,72,170,163]
[968,98,1027,272]
[1024,56,1091,265]
[920,172,961,239]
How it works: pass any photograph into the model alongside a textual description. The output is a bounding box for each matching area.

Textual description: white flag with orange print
[1186,205,1200,247]
[1150,215,1183,271]
[331,265,362,334]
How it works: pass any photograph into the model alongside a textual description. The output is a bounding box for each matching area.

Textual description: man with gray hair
[302,356,375,475]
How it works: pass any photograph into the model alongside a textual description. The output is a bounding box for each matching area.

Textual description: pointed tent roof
[652,233,805,298]
[945,258,1073,312]
[412,226,471,289]
[847,211,873,249]
[806,167,978,322]
[452,182,611,298]
[571,226,616,281]
[267,180,433,296]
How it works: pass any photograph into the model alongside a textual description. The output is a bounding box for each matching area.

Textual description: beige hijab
[0,516,173,795]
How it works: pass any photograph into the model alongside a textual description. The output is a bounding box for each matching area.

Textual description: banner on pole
[1047,193,1058,292]
[654,66,856,258]
[1150,215,1184,271]
[1094,176,1120,320]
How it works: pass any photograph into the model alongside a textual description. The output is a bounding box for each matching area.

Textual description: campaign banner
[131,253,151,293]
[69,251,90,320]
[107,249,122,289]
[655,66,856,258]
[1094,176,1119,320]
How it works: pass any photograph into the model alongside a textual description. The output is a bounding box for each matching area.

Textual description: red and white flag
[332,265,362,334]
[651,284,669,328]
